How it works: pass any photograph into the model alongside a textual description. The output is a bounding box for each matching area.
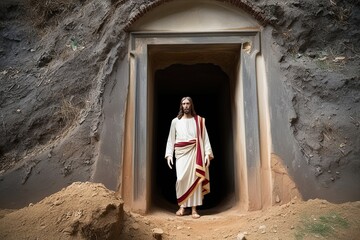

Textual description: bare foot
[191,206,200,219]
[191,211,200,219]
[176,207,185,216]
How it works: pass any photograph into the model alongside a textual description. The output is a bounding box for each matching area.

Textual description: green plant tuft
[295,212,349,240]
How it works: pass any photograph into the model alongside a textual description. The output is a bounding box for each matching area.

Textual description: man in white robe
[165,96,214,218]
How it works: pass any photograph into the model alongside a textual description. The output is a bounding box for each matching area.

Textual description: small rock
[28,203,34,207]
[37,51,53,67]
[275,195,281,203]
[177,226,183,230]
[290,225,294,229]
[315,166,323,177]
[62,226,74,235]
[152,228,163,240]
[131,223,139,230]
[259,225,266,234]
[236,232,247,240]
[16,109,21,113]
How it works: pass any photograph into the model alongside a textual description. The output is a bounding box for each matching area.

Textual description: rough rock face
[0,0,359,207]
[0,182,124,240]
[0,0,116,207]
[267,0,360,201]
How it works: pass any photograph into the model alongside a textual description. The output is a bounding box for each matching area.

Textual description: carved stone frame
[125,31,262,213]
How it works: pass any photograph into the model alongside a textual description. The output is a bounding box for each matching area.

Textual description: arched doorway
[121,0,268,213]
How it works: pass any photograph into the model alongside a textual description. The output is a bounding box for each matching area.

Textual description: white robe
[165,116,214,207]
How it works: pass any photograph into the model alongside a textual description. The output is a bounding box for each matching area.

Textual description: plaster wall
[261,27,305,202]
[92,59,129,191]
[129,0,259,32]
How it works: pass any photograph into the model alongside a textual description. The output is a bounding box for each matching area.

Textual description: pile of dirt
[0,182,124,240]
[0,182,359,239]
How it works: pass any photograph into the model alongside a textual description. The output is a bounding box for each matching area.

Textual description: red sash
[175,115,210,205]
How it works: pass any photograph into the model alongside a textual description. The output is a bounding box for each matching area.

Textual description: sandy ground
[1,182,359,240]
[121,199,360,240]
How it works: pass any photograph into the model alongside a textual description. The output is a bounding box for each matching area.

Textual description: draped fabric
[165,115,213,207]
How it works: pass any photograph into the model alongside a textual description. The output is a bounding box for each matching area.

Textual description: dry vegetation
[25,0,83,27]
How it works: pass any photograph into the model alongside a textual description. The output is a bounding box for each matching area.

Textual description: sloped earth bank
[1,182,360,240]
[0,182,124,240]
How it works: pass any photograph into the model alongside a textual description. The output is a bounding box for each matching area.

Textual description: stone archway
[121,0,270,213]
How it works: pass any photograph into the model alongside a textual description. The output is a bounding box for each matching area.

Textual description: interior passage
[151,63,235,214]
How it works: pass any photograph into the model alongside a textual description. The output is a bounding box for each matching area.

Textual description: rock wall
[0,0,359,208]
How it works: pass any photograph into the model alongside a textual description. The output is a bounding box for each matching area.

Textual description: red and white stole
[175,115,210,205]
[194,115,210,196]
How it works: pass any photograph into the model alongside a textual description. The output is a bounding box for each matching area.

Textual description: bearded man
[165,96,214,219]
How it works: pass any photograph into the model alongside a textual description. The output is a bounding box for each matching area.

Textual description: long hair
[177,96,196,119]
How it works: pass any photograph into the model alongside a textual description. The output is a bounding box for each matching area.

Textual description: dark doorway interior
[151,63,235,214]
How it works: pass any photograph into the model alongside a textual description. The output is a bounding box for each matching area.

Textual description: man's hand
[205,155,210,167]
[167,156,173,169]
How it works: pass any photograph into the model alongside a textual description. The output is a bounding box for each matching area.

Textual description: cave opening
[125,36,263,213]
[151,62,236,214]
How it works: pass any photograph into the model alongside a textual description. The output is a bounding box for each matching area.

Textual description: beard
[183,108,190,114]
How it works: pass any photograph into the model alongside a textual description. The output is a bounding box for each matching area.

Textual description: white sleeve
[165,118,176,159]
[204,123,214,160]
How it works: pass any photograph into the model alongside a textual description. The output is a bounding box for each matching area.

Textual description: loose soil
[1,182,359,239]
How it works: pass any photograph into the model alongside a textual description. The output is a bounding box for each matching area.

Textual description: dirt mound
[0,183,359,239]
[0,182,124,240]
